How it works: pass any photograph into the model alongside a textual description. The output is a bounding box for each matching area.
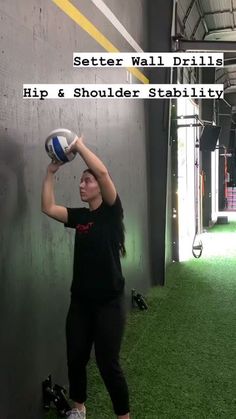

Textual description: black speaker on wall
[200,125,222,151]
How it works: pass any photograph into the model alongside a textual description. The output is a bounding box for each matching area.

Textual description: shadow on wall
[0,133,28,277]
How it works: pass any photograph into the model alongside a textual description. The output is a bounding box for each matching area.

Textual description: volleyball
[45,128,77,163]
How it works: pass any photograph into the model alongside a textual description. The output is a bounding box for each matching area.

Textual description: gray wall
[147,0,173,283]
[0,1,151,417]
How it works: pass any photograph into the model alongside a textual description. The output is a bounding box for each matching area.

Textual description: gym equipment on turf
[132,289,148,310]
[42,374,71,417]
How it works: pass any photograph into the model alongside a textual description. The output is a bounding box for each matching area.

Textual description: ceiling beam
[196,0,209,35]
[231,0,235,30]
[203,9,235,16]
[223,61,236,68]
[191,16,202,38]
[176,38,236,51]
[224,86,236,93]
[224,78,236,82]
[207,27,236,34]
[183,0,197,26]
[218,69,236,74]
[180,0,208,39]
[177,13,185,34]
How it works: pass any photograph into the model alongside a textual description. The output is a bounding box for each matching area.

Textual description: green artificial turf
[45,226,236,418]
[208,221,236,233]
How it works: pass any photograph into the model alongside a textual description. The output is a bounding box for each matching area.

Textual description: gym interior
[1,1,236,418]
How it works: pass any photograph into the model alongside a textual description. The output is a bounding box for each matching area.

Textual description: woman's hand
[66,134,84,154]
[47,160,64,174]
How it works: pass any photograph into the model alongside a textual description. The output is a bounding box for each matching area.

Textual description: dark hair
[83,168,97,179]
[83,168,127,258]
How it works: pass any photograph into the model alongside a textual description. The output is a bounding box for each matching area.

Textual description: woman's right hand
[47,160,64,174]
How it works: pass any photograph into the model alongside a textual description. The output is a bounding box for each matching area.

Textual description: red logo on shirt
[76,222,94,234]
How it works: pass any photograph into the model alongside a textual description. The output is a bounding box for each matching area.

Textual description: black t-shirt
[64,194,125,301]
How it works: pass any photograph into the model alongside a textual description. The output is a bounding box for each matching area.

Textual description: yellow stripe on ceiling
[52,0,149,84]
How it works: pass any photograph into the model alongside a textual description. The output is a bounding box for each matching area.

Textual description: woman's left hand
[66,134,84,153]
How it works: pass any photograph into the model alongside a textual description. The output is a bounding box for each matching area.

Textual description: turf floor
[45,223,236,418]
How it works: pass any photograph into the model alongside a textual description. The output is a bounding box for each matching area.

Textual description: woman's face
[79,172,101,202]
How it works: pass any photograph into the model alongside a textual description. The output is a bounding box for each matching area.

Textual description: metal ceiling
[177,0,236,106]
[177,0,236,39]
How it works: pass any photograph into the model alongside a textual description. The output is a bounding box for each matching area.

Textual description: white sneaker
[66,407,86,419]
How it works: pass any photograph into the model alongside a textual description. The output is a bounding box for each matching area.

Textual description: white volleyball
[45,128,77,163]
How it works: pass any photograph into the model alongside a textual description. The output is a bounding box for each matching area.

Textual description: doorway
[177,98,201,261]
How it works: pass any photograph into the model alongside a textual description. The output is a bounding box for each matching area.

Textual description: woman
[41,135,130,419]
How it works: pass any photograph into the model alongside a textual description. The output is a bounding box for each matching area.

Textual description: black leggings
[65,292,130,416]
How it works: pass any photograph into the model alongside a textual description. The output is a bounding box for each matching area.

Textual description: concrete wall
[147,0,173,283]
[0,1,151,417]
